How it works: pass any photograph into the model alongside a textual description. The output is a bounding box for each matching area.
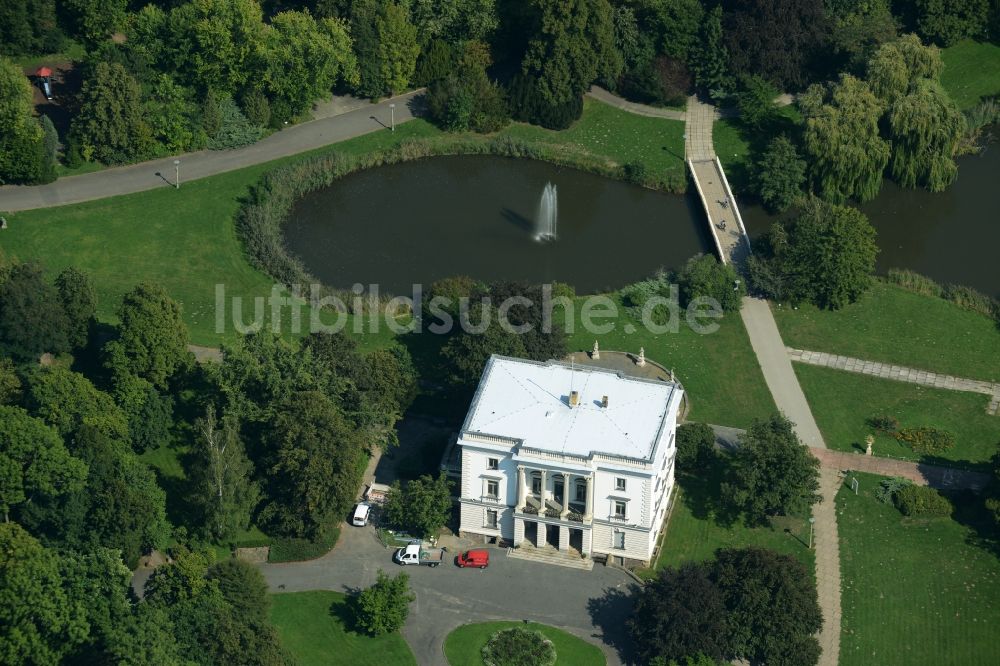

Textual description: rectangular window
[575,482,586,502]
[486,479,499,498]
[614,500,627,519]
[613,530,625,550]
[487,457,498,470]
[531,476,541,495]
[486,509,498,529]
[615,477,626,491]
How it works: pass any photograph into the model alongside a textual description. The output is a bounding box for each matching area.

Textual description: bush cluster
[894,484,953,517]
[481,627,556,666]
[894,426,956,455]
[867,414,900,434]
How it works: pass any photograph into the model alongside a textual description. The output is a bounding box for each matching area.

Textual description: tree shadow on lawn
[949,489,1000,560]
[586,584,640,664]
[677,455,742,528]
[329,589,365,634]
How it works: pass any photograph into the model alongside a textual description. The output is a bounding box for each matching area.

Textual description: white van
[352,503,371,527]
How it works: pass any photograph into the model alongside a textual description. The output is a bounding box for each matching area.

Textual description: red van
[456,549,490,569]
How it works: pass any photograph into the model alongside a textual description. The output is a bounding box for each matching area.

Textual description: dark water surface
[283,156,711,294]
[742,128,1000,297]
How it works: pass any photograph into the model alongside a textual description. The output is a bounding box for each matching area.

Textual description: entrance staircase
[506,543,594,571]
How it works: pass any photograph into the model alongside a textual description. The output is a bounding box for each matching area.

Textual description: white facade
[457,356,682,566]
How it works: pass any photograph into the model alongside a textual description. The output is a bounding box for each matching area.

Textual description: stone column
[516,465,527,511]
[583,475,593,522]
[537,521,547,548]
[538,469,547,507]
[559,525,570,552]
[560,473,572,518]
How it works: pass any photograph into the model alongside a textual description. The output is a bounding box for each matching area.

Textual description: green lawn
[795,364,1000,469]
[444,621,605,666]
[838,472,1000,666]
[773,281,1000,383]
[651,455,815,576]
[941,40,1000,110]
[503,98,686,183]
[565,297,775,428]
[270,591,417,666]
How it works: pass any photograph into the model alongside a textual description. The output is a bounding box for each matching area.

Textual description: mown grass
[650,453,815,576]
[773,281,1000,383]
[794,364,1000,469]
[444,621,605,666]
[563,296,775,428]
[941,40,1000,110]
[838,472,1000,666]
[270,591,417,666]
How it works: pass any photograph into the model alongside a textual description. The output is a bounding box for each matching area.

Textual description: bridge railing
[686,158,728,264]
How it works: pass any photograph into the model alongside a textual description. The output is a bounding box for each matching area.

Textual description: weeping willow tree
[866,35,965,192]
[802,75,889,203]
[887,78,966,191]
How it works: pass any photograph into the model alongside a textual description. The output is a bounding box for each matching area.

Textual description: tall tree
[384,473,452,538]
[0,262,70,359]
[259,12,359,119]
[522,0,623,106]
[376,3,420,96]
[628,562,729,663]
[0,0,64,56]
[689,5,731,96]
[914,0,990,45]
[0,56,51,184]
[258,391,365,537]
[63,0,128,46]
[70,62,152,165]
[0,523,89,664]
[753,135,807,213]
[720,0,829,90]
[103,282,192,389]
[355,570,415,636]
[866,34,943,106]
[721,414,821,524]
[887,78,966,191]
[712,547,822,665]
[802,74,889,202]
[55,267,97,351]
[189,404,260,541]
[411,0,499,43]
[0,406,87,523]
[25,365,130,442]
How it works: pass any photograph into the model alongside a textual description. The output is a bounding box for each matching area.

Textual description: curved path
[0,91,422,212]
[259,525,633,666]
[586,85,687,120]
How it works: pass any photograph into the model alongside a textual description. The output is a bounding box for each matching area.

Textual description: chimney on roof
[601,395,609,408]
[569,390,579,408]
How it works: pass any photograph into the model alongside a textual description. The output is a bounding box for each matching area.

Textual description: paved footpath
[789,348,1000,415]
[586,85,687,120]
[0,90,422,212]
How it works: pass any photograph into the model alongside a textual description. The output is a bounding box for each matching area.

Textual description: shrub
[481,627,556,666]
[676,422,717,471]
[355,570,415,636]
[241,89,271,128]
[676,254,743,312]
[895,484,952,517]
[944,284,997,318]
[267,526,339,563]
[866,414,900,434]
[622,161,647,185]
[508,74,583,130]
[885,269,944,297]
[208,96,265,150]
[873,476,912,504]
[894,427,955,455]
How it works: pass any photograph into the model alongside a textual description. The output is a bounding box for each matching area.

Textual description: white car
[352,503,371,527]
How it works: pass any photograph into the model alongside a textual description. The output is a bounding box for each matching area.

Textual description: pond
[283,155,712,294]
[743,126,1000,297]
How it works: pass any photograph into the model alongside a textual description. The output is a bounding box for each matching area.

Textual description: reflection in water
[743,126,1000,297]
[284,156,711,294]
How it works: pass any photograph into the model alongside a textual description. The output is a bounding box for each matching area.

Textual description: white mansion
[457,355,683,567]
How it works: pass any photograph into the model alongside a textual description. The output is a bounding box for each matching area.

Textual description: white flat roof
[461,356,679,461]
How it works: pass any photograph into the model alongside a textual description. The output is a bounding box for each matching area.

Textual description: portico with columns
[457,356,683,567]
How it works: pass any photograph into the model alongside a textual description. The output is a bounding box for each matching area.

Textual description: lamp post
[808,516,816,549]
[389,103,396,132]
[173,160,180,189]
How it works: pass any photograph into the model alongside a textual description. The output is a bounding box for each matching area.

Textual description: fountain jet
[534,182,558,242]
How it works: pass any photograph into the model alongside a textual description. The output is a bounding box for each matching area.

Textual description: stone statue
[865,434,874,456]
[592,340,600,360]
[637,347,646,367]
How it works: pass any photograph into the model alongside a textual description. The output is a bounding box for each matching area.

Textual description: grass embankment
[796,364,1000,469]
[650,454,815,576]
[270,591,417,666]
[773,281,1000,384]
[444,621,605,666]
[838,472,1000,666]
[941,40,1000,110]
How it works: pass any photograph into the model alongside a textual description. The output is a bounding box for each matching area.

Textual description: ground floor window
[613,530,625,550]
[485,509,498,529]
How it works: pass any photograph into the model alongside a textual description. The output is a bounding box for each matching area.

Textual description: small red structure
[34,66,54,100]
[35,66,53,77]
